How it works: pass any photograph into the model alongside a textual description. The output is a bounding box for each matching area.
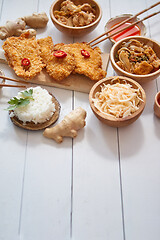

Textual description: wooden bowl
[154,91,160,118]
[50,0,102,37]
[110,36,160,83]
[9,94,61,130]
[89,76,146,127]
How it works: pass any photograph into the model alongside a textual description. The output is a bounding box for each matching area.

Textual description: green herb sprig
[6,89,34,111]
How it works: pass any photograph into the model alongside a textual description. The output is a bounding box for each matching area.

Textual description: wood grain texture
[0,0,160,240]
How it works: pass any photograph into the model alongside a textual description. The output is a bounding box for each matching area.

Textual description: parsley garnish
[6,89,34,111]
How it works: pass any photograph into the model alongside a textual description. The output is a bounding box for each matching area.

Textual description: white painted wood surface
[0,0,159,240]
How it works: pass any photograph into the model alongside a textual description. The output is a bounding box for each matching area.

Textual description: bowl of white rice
[9,86,60,130]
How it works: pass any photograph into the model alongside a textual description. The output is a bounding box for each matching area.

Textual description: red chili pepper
[81,49,90,58]
[21,58,30,66]
[129,58,135,62]
[53,50,67,58]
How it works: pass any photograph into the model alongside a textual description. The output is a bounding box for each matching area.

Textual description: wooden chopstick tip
[0,74,29,84]
[0,84,27,88]
[88,1,160,46]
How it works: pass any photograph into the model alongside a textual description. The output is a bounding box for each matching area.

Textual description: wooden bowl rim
[89,76,146,123]
[50,0,102,30]
[110,36,160,78]
[155,91,160,106]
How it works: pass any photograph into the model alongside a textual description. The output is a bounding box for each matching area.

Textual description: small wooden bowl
[89,76,146,127]
[50,0,102,37]
[154,91,160,118]
[110,36,160,83]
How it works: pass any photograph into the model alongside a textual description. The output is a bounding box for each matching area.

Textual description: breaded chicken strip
[2,33,45,80]
[37,38,75,81]
[37,36,54,64]
[46,54,75,81]
[54,42,107,81]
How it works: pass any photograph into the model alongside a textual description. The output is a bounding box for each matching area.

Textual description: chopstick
[0,83,27,88]
[0,75,28,84]
[90,10,160,47]
[88,1,160,47]
[0,74,28,88]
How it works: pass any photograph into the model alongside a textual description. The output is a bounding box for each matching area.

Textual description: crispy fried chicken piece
[38,39,75,81]
[38,39,106,81]
[72,11,95,27]
[46,54,75,81]
[80,3,96,14]
[144,46,160,69]
[37,36,54,64]
[54,42,106,81]
[2,33,45,80]
[134,61,153,75]
[71,43,106,81]
[61,0,79,14]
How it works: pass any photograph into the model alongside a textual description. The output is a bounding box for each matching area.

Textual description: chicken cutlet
[37,36,54,64]
[2,33,45,80]
[37,38,75,81]
[54,42,107,81]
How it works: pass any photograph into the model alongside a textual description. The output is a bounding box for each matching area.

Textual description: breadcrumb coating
[2,33,45,80]
[37,39,76,81]
[37,37,54,64]
[54,42,107,81]
[3,34,106,82]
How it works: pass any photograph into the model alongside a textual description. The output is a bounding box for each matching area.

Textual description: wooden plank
[20,87,73,240]
[18,0,74,239]
[0,0,39,240]
[71,0,124,239]
[72,92,124,240]
[111,0,160,239]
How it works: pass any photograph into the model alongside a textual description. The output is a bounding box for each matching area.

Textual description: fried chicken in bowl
[50,0,102,37]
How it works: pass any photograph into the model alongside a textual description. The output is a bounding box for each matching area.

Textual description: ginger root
[0,12,48,40]
[22,12,49,28]
[0,18,26,40]
[43,107,87,143]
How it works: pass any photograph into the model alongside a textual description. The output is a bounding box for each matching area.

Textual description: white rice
[11,86,56,124]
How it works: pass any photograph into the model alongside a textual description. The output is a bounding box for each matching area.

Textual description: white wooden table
[0,0,160,239]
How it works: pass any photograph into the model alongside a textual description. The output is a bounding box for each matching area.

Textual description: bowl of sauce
[105,14,146,43]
